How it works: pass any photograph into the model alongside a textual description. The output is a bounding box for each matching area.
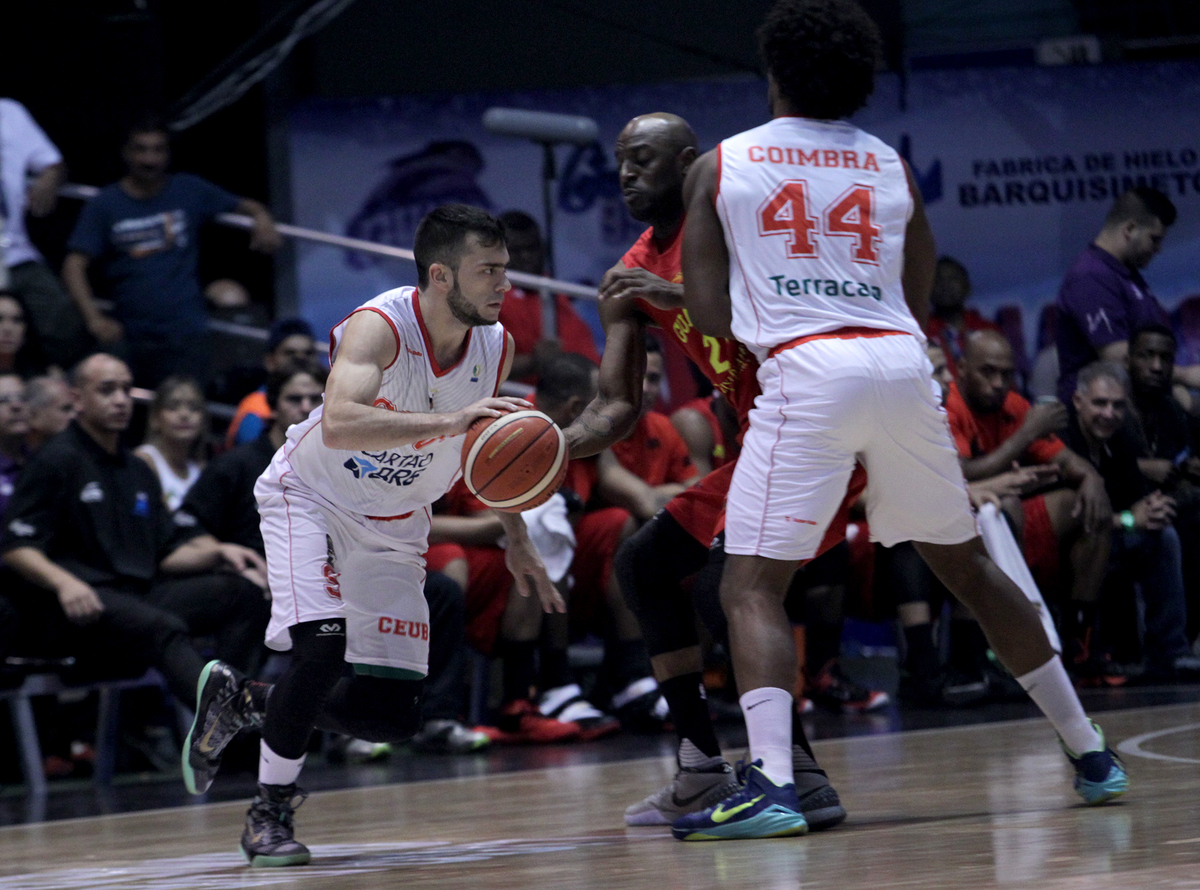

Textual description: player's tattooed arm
[563,282,647,458]
[680,150,734,338]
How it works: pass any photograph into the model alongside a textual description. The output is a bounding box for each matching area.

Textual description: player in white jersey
[182,205,564,866]
[672,0,1127,842]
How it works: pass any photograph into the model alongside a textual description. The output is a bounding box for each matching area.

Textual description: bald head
[958,330,1016,414]
[71,353,134,442]
[615,113,698,227]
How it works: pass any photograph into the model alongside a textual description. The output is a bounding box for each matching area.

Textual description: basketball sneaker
[241,783,311,867]
[624,754,739,825]
[793,744,847,831]
[410,719,491,754]
[807,663,889,714]
[479,698,581,744]
[672,760,809,841]
[538,684,621,741]
[1061,722,1128,805]
[183,660,266,795]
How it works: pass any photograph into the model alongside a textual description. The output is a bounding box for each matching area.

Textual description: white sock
[739,687,794,786]
[1016,657,1103,754]
[258,740,306,787]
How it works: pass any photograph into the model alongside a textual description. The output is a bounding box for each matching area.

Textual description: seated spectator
[0,372,29,514]
[0,290,48,377]
[23,373,74,452]
[61,117,281,390]
[135,376,208,510]
[224,318,318,448]
[601,338,697,523]
[947,331,1111,657]
[1063,361,1200,681]
[1,354,272,696]
[670,383,739,478]
[496,211,600,385]
[924,256,1001,379]
[1125,324,1200,643]
[0,98,90,369]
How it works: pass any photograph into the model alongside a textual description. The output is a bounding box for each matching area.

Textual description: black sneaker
[792,744,847,830]
[183,660,266,795]
[241,783,312,867]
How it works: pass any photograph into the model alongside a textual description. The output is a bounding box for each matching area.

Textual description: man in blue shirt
[1055,187,1176,404]
[62,118,280,389]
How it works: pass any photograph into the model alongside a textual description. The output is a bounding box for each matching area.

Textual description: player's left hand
[599,267,683,310]
[250,219,284,253]
[505,538,566,614]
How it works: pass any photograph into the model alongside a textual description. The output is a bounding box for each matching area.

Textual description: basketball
[460,410,569,512]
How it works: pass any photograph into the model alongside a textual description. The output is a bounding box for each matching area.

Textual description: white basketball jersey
[279,287,509,517]
[716,117,923,361]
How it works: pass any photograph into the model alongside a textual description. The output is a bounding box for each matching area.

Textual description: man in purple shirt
[1056,187,1175,404]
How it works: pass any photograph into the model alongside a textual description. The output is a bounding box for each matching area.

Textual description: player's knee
[289,619,347,665]
[614,519,661,615]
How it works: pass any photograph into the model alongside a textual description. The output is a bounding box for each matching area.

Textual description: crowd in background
[1,95,1198,785]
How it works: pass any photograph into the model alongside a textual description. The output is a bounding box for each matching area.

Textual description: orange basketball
[460,410,569,513]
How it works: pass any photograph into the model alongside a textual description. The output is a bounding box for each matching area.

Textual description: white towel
[497,493,576,583]
[976,501,1062,654]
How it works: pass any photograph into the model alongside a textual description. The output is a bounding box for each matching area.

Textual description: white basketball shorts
[725,331,978,561]
[256,472,432,677]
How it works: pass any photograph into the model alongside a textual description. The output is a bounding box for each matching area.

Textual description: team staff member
[184,205,561,867]
[675,0,1126,841]
[1,354,269,700]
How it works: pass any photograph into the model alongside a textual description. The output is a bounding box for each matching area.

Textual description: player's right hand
[57,579,104,624]
[451,396,532,435]
[87,315,124,345]
[599,267,684,310]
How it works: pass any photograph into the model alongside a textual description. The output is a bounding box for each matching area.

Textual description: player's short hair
[1129,322,1177,350]
[1076,360,1129,396]
[413,204,506,288]
[758,0,882,120]
[265,362,329,411]
[1105,186,1177,230]
[536,352,597,407]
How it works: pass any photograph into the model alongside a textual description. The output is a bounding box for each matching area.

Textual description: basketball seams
[460,410,568,510]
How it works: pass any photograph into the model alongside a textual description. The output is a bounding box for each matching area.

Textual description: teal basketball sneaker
[672,760,809,841]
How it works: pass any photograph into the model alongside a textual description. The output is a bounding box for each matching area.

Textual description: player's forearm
[322,402,462,451]
[160,535,222,574]
[959,434,1032,481]
[564,397,639,458]
[428,514,504,546]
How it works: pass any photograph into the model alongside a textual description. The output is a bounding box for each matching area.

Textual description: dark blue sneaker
[671,761,809,841]
[1062,722,1128,805]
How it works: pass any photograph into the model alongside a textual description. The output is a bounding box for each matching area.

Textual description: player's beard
[446,279,494,327]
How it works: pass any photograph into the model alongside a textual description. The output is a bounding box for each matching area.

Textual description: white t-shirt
[0,99,63,268]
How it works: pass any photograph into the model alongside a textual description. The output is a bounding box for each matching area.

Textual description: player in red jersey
[562,112,856,829]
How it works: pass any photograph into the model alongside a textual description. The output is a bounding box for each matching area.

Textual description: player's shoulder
[620,226,657,268]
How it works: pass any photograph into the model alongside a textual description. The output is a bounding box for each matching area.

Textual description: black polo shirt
[178,431,276,555]
[1062,415,1148,512]
[0,422,200,591]
[1129,389,1200,465]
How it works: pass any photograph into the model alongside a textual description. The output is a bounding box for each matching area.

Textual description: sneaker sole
[242,847,312,867]
[182,660,222,795]
[673,807,809,841]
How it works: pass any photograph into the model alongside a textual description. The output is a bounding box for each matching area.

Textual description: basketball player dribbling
[673,0,1127,841]
[181,204,563,866]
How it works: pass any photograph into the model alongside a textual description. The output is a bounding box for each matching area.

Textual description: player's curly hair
[758,0,882,120]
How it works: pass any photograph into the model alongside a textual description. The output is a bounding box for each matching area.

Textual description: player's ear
[428,262,452,290]
[678,145,698,176]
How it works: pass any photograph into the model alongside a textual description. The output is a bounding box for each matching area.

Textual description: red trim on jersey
[414,291,473,378]
[493,332,511,397]
[365,510,415,521]
[278,470,302,626]
[768,326,908,359]
[719,185,765,346]
[328,307,402,370]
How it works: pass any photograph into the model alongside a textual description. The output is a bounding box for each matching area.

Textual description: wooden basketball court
[0,701,1197,889]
